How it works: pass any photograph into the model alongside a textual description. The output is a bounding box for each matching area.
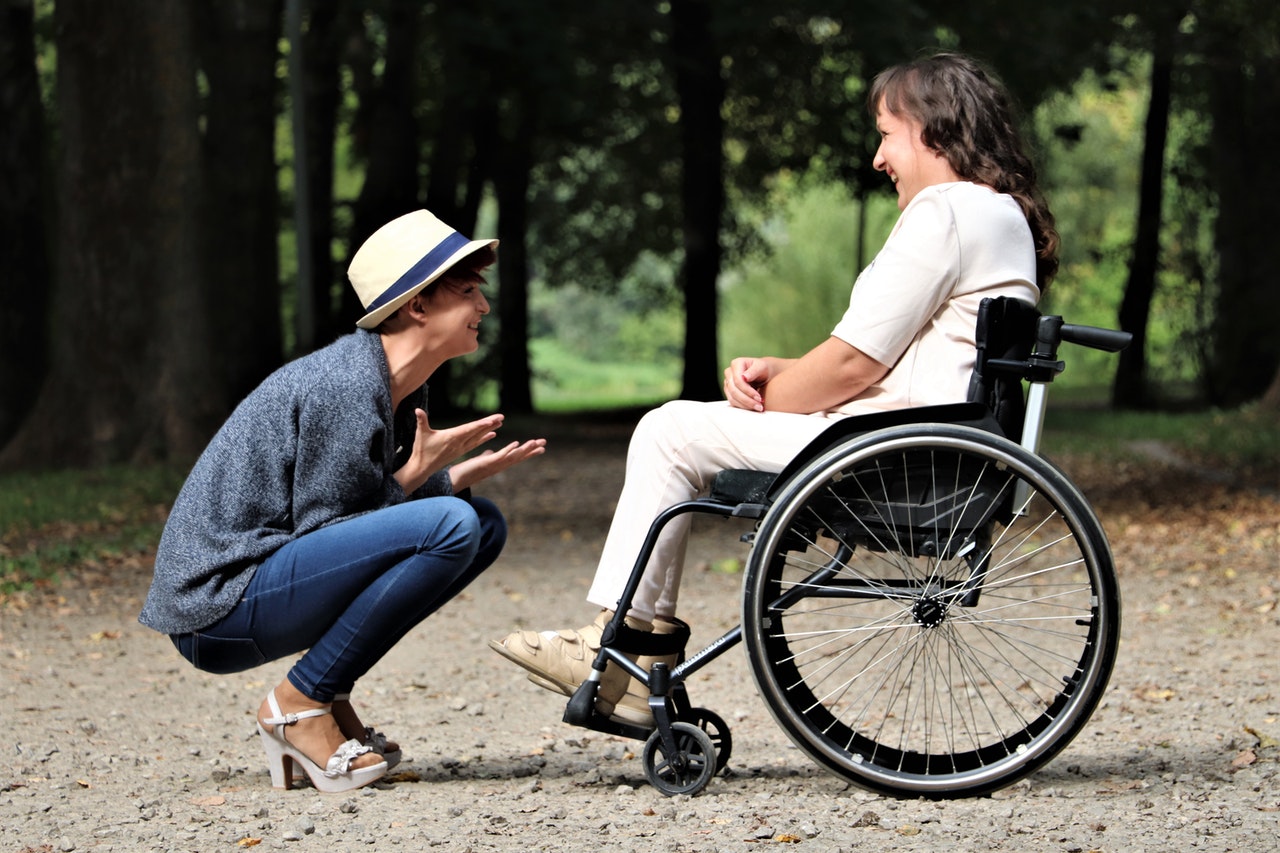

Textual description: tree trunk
[1112,14,1176,409]
[1261,363,1280,410]
[1205,46,1280,407]
[195,0,284,407]
[2,0,209,468]
[0,0,50,450]
[300,0,346,348]
[671,0,725,402]
[496,111,535,414]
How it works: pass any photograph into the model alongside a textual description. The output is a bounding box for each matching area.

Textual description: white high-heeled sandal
[257,690,388,792]
[334,692,402,769]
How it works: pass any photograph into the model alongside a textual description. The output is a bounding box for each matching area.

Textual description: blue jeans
[172,495,506,701]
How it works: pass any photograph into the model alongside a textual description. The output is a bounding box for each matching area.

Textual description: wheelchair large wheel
[742,424,1120,798]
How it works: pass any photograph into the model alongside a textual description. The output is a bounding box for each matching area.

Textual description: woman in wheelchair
[492,51,1060,729]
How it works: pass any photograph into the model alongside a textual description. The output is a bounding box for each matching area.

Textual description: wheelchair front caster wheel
[686,707,733,773]
[643,722,716,796]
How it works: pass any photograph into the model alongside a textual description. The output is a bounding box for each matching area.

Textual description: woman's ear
[406,293,430,319]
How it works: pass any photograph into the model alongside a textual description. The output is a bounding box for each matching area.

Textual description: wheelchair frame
[560,297,1132,798]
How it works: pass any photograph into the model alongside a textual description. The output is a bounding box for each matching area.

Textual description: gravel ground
[4,417,1278,852]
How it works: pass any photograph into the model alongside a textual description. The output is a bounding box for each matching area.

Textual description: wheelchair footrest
[601,621,690,657]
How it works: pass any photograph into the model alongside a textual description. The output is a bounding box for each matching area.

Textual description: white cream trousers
[586,399,850,622]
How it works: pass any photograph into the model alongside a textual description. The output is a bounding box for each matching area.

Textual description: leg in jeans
[202,495,504,777]
[192,495,506,697]
[587,400,838,622]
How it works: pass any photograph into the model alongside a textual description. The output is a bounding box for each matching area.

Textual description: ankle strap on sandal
[263,688,333,727]
[262,706,330,727]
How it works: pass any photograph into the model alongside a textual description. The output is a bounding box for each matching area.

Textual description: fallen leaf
[1136,686,1175,702]
[192,795,226,806]
[1231,750,1257,768]
[237,838,262,848]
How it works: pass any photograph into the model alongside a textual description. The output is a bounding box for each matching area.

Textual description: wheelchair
[560,297,1132,799]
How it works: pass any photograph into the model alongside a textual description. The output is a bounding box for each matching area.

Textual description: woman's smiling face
[872,100,961,210]
[423,275,491,358]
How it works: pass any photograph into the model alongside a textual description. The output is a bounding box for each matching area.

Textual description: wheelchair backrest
[967,296,1040,439]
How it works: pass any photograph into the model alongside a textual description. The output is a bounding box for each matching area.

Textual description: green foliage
[719,180,898,362]
[1031,51,1217,395]
[530,257,682,364]
[529,338,678,412]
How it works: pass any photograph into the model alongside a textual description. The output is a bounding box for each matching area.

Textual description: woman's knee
[633,400,701,450]
[406,496,483,562]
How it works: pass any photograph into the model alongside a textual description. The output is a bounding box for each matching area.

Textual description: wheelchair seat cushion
[707,402,1003,507]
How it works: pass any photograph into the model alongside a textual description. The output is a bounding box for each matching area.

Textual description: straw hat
[348,209,498,330]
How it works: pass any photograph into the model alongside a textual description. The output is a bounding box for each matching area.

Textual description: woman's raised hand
[446,435,547,492]
[393,409,545,495]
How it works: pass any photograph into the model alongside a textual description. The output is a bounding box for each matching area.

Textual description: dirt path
[4,420,1278,852]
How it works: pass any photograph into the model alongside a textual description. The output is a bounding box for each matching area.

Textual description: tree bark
[1261,363,1280,410]
[1,0,210,468]
[671,0,725,402]
[299,0,346,348]
[1112,13,1176,409]
[1205,44,1280,406]
[496,110,535,414]
[0,0,50,450]
[195,0,284,405]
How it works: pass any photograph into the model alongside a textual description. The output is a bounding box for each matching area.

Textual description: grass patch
[0,464,186,596]
[1044,401,1279,472]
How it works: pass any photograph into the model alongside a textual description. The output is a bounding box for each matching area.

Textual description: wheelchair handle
[1034,315,1132,356]
[1059,322,1133,353]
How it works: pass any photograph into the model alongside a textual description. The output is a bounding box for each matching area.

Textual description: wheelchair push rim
[741,423,1121,798]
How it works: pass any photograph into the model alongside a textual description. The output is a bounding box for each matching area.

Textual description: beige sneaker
[608,616,691,726]
[489,610,652,715]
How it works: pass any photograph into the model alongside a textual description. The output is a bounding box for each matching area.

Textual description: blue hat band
[365,231,471,313]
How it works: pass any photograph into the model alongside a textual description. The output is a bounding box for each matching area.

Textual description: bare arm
[724,337,888,414]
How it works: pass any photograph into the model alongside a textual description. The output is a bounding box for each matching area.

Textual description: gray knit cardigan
[138,329,453,635]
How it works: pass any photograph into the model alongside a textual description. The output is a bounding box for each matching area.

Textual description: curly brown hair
[869,53,1059,290]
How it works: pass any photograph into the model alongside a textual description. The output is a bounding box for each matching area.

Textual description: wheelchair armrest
[709,468,775,505]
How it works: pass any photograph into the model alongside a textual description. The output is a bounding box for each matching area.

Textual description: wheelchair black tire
[741,423,1120,798]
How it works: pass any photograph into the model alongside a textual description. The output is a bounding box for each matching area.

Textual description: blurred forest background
[2,0,1279,472]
